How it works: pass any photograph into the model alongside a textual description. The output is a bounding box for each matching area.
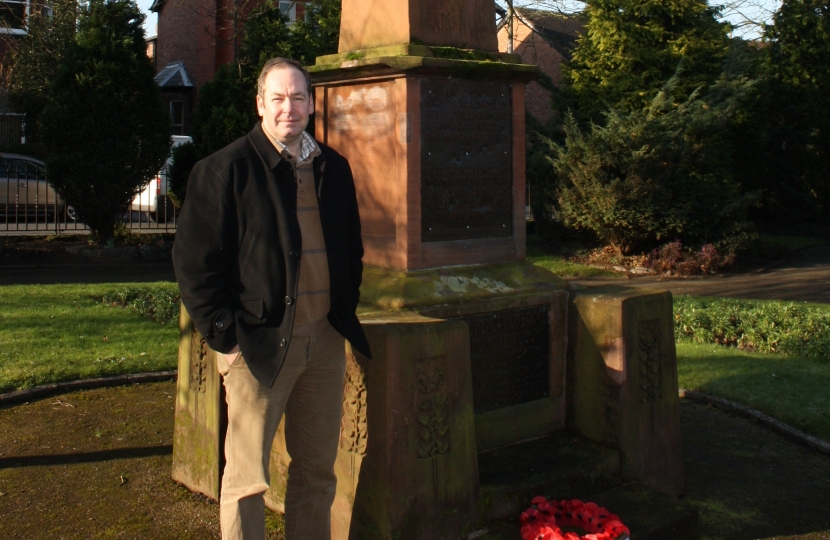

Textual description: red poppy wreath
[520,497,630,540]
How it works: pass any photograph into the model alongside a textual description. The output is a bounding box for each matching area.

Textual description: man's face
[256,66,314,148]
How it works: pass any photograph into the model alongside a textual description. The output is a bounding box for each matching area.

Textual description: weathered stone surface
[478,431,621,521]
[313,71,533,270]
[358,262,567,312]
[567,286,684,496]
[350,315,479,540]
[474,398,561,453]
[338,0,498,53]
[357,263,570,451]
[171,306,225,501]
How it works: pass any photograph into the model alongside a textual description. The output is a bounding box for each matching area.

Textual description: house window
[0,0,29,34]
[170,101,184,135]
[279,1,296,23]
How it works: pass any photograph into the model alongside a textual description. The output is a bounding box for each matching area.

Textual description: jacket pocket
[240,297,264,318]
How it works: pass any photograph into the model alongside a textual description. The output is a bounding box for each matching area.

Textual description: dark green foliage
[550,73,759,255]
[189,62,257,160]
[675,295,830,359]
[168,141,199,208]
[284,0,341,66]
[101,284,181,324]
[237,1,293,75]
[564,0,730,122]
[180,0,341,199]
[525,112,568,247]
[754,0,830,231]
[37,0,170,246]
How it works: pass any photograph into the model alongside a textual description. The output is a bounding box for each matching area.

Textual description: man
[172,57,371,540]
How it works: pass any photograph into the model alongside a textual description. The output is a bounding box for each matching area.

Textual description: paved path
[567,244,830,303]
[2,243,828,302]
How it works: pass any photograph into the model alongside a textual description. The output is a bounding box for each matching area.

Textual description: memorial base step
[477,431,622,521]
[476,432,698,539]
[478,483,699,540]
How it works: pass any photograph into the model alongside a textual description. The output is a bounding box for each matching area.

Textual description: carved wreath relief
[638,319,662,403]
[339,354,368,455]
[416,356,451,458]
[189,325,208,393]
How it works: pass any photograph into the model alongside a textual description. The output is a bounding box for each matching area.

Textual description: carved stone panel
[339,353,368,455]
[416,355,451,458]
[189,325,208,393]
[638,319,662,403]
[453,305,550,414]
[420,78,513,242]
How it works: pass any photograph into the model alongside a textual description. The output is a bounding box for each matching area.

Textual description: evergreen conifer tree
[39,0,170,245]
[564,0,730,121]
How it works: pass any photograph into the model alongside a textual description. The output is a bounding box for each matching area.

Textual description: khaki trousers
[216,321,346,540]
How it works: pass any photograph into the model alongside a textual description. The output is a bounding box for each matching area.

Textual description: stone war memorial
[172,0,695,538]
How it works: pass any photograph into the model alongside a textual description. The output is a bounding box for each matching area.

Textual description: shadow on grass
[677,342,830,443]
[0,445,173,468]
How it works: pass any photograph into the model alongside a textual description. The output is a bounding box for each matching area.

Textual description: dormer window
[0,0,29,35]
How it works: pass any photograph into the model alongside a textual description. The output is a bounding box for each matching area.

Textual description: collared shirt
[273,131,320,167]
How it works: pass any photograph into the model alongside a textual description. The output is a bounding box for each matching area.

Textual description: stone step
[590,483,699,540]
[476,430,698,540]
[477,431,622,521]
[476,483,698,540]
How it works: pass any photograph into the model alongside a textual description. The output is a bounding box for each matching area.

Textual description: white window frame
[279,1,296,23]
[0,0,30,35]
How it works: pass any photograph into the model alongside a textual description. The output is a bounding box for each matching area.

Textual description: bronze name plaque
[452,305,549,414]
[420,78,513,242]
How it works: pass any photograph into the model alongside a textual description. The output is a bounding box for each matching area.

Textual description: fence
[0,162,178,235]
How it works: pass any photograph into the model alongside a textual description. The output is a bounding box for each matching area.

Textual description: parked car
[0,153,75,222]
[131,135,192,222]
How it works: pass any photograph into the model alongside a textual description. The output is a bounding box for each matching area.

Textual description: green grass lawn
[525,234,617,277]
[0,283,179,394]
[675,295,830,442]
[528,253,618,277]
[677,342,830,442]
[3,281,828,447]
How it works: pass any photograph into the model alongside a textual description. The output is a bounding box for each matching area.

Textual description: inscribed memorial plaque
[452,305,550,414]
[420,78,513,242]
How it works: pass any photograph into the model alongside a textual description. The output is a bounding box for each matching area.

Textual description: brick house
[150,0,310,134]
[497,7,583,124]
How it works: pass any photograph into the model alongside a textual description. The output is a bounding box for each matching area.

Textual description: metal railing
[0,169,178,235]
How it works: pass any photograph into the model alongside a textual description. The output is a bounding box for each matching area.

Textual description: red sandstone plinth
[311,51,538,271]
[339,0,498,53]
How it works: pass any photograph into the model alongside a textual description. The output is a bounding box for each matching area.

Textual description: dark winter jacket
[172,124,371,387]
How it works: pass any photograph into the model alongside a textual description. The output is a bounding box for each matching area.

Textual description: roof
[149,0,163,13]
[514,8,584,58]
[154,62,193,88]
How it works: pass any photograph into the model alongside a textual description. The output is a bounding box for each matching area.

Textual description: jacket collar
[248,123,284,170]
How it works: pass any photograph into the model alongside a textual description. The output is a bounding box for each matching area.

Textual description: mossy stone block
[171,306,225,501]
[568,286,684,496]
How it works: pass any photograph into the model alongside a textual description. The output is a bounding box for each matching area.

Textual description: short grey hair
[257,57,312,97]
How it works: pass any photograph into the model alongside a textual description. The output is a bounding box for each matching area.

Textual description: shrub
[647,242,722,274]
[101,285,181,325]
[674,296,830,359]
[168,141,199,207]
[549,72,759,255]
